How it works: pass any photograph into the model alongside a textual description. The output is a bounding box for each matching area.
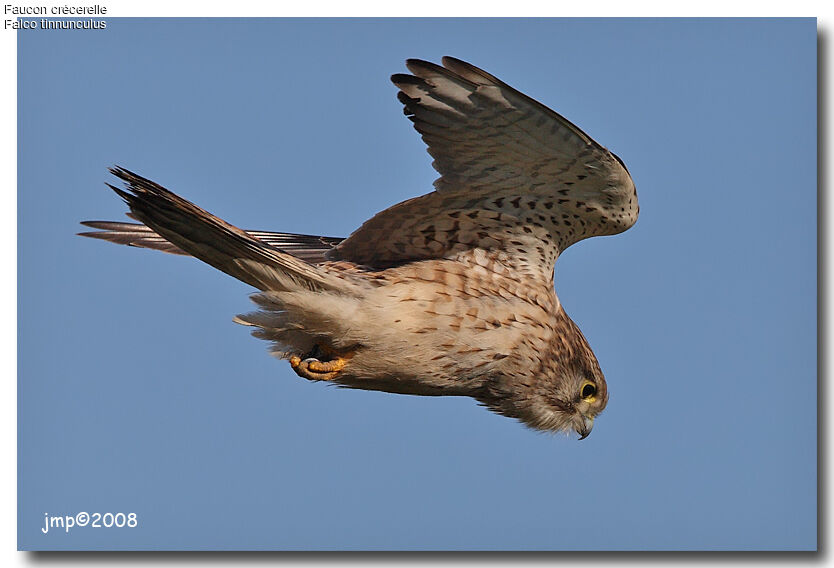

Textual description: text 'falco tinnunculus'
[80,57,638,438]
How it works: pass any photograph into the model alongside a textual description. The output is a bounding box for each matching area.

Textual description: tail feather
[101,166,352,293]
[79,220,190,255]
[79,219,344,263]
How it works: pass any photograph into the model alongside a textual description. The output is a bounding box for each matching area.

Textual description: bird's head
[477,309,608,438]
[532,359,608,439]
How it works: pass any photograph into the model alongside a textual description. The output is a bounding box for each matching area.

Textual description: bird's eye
[581,382,597,400]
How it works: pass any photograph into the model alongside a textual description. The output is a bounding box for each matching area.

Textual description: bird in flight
[80,57,638,438]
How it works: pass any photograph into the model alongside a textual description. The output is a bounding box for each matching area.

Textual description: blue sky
[18,18,816,550]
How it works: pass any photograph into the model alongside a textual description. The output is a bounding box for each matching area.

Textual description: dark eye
[581,383,596,400]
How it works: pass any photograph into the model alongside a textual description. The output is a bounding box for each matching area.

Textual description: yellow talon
[289,346,353,381]
[307,357,349,373]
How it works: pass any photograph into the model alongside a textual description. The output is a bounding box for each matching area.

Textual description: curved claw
[289,348,353,381]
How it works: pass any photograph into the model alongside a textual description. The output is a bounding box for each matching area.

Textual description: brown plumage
[79,57,638,437]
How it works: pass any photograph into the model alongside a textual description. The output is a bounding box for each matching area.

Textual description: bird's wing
[87,167,357,293]
[80,216,344,265]
[334,57,638,280]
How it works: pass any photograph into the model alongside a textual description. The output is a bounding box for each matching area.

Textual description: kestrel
[80,57,638,438]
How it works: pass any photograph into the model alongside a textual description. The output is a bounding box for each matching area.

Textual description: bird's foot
[289,344,353,381]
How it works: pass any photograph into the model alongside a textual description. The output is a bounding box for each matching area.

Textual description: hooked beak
[574,414,594,440]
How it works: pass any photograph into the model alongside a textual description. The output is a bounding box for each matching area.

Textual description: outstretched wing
[334,57,638,279]
[80,216,344,264]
